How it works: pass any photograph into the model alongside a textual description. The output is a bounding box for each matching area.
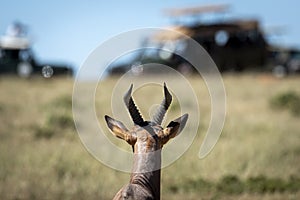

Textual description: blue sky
[1,0,299,69]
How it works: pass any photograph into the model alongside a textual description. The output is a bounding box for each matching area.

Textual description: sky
[1,0,299,70]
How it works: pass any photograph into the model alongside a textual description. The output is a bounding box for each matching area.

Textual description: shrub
[167,185,179,193]
[167,178,213,194]
[166,175,300,195]
[246,176,268,193]
[0,103,4,112]
[270,91,300,116]
[184,178,213,193]
[33,94,75,139]
[217,175,244,194]
[287,175,300,192]
[245,175,287,193]
[46,113,75,130]
[51,95,72,110]
[33,112,75,139]
[34,125,55,139]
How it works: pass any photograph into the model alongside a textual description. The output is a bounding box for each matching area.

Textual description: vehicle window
[19,50,30,61]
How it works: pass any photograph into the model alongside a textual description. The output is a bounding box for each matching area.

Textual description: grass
[167,174,300,196]
[0,74,300,199]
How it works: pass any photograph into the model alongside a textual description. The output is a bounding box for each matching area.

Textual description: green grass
[167,174,300,195]
[0,74,300,199]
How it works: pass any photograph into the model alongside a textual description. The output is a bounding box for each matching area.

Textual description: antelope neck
[130,150,162,200]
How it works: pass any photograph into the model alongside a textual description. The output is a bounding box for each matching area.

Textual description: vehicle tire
[17,62,33,78]
[272,65,287,78]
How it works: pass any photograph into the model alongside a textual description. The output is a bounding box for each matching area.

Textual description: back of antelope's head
[105,83,188,153]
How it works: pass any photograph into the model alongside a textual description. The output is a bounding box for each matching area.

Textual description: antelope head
[105,83,188,154]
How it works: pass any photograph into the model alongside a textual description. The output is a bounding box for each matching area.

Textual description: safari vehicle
[107,4,293,75]
[268,46,300,77]
[0,22,73,78]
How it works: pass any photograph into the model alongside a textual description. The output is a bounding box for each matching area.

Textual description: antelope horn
[123,84,144,125]
[152,83,172,125]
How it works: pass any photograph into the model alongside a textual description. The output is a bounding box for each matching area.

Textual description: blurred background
[0,0,300,199]
[1,0,300,77]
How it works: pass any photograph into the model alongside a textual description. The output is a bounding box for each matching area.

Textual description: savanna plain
[0,74,299,200]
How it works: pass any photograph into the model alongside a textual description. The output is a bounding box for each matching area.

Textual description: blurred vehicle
[0,22,73,78]
[107,4,298,76]
[268,46,300,77]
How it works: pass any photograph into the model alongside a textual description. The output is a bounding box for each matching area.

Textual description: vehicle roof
[0,36,30,49]
[151,19,260,42]
[163,4,230,17]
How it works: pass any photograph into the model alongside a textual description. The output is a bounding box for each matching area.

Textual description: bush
[270,91,300,116]
[166,175,300,195]
[33,94,75,139]
[217,175,244,194]
[167,178,213,194]
[34,125,55,139]
[33,112,75,139]
[287,175,300,192]
[246,176,268,193]
[184,178,213,193]
[51,95,72,110]
[0,103,4,112]
[245,175,287,193]
[46,113,75,130]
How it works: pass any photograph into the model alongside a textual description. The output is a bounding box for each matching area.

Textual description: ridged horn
[123,84,144,125]
[152,83,172,125]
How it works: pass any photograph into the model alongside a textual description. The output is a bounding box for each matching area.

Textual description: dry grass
[0,74,299,199]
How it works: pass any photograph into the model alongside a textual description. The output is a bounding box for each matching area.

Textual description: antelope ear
[162,114,188,144]
[104,115,136,145]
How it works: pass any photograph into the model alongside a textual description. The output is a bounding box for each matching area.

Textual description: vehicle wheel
[272,65,287,78]
[17,62,33,78]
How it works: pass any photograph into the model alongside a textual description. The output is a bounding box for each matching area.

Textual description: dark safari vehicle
[0,22,73,77]
[108,4,299,76]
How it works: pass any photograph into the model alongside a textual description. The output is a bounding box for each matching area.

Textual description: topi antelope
[105,83,188,200]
